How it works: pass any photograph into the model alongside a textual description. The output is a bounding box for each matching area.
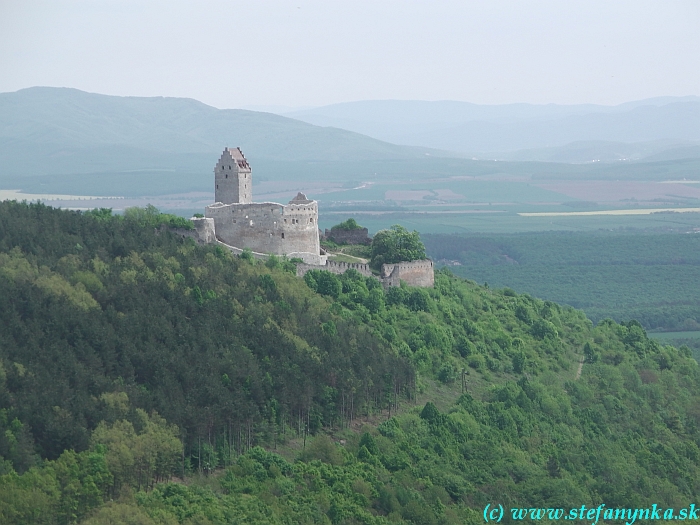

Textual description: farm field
[312,176,700,233]
[7,163,700,234]
[319,209,700,235]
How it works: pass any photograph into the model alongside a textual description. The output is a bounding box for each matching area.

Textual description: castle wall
[296,260,373,279]
[381,259,434,288]
[296,259,434,288]
[206,200,321,263]
[165,218,216,245]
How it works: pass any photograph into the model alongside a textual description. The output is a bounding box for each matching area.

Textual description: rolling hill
[286,98,700,156]
[2,88,700,199]
[0,87,453,195]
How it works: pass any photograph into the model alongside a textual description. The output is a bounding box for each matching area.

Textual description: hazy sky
[1,0,698,109]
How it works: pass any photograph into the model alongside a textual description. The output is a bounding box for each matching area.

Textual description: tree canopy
[370,224,427,268]
[1,202,700,524]
[331,217,363,231]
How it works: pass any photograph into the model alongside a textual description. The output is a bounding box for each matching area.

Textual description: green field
[318,209,700,235]
[318,179,570,204]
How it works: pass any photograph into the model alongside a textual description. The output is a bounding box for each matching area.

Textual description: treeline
[423,231,700,330]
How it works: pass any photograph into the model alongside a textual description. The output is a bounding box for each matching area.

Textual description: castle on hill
[197,147,326,265]
[189,147,433,287]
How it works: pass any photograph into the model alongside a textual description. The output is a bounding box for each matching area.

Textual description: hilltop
[1,202,699,524]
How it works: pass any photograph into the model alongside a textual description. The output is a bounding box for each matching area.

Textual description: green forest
[423,231,700,332]
[1,202,700,524]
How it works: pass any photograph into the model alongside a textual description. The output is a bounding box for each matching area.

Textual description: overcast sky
[1,0,698,110]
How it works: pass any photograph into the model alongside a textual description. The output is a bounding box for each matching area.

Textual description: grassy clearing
[327,253,369,264]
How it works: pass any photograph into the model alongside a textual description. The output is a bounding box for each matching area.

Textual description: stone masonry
[381,260,435,288]
[297,259,434,288]
[204,148,326,265]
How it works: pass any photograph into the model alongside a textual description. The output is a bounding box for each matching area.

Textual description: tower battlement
[215,147,252,205]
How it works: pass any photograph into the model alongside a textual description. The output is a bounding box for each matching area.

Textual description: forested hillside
[424,231,700,332]
[1,202,699,524]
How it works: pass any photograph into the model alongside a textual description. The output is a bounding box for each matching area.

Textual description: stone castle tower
[203,148,326,265]
[215,147,252,204]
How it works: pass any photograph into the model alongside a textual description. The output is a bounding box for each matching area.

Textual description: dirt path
[575,355,584,380]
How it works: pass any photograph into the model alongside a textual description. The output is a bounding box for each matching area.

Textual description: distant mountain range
[286,98,700,160]
[1,88,699,197]
[0,88,455,195]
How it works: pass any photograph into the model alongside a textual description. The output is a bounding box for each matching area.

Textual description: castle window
[310,218,313,223]
[216,185,218,189]
[233,219,237,223]
[281,233,285,239]
[225,174,228,178]
[229,165,231,169]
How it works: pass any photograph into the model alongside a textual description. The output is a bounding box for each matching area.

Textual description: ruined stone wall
[205,200,322,264]
[381,259,434,288]
[215,240,280,262]
[324,227,371,245]
[296,260,374,279]
[297,259,433,288]
[166,217,216,245]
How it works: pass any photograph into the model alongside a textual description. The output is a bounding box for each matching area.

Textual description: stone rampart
[296,259,373,279]
[216,239,327,265]
[296,258,434,288]
[167,217,216,244]
[206,200,320,262]
[381,259,434,288]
